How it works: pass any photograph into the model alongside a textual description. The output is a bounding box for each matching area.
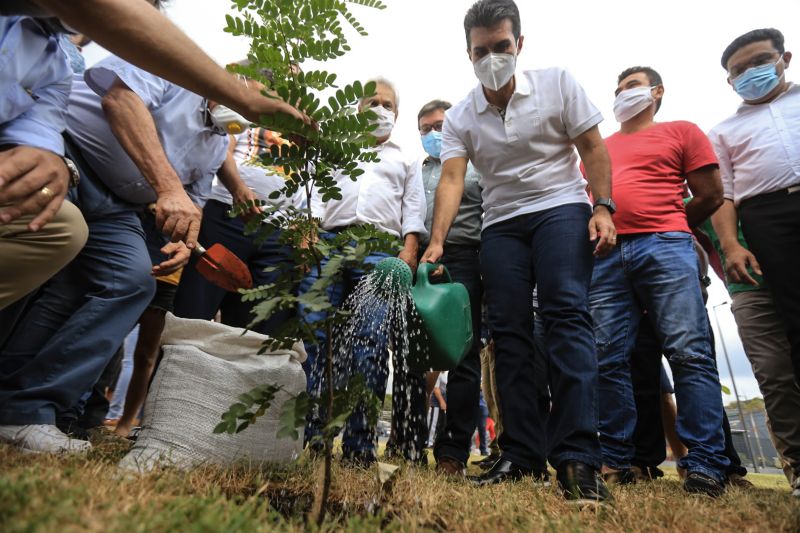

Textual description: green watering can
[373,258,473,371]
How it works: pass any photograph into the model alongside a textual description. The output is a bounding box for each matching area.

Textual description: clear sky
[84,0,800,400]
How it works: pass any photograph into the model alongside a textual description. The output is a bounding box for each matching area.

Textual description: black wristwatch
[593,197,616,215]
[62,156,80,188]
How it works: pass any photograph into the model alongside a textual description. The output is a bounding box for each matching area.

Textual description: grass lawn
[1,434,798,532]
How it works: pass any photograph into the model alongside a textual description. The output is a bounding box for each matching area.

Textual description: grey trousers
[731,289,800,486]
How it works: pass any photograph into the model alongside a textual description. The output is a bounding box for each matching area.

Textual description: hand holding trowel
[148,203,252,292]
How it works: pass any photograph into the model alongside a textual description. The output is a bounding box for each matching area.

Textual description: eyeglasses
[728,51,782,80]
[419,122,444,135]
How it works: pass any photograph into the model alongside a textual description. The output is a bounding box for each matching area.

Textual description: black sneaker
[684,471,725,498]
[556,461,612,505]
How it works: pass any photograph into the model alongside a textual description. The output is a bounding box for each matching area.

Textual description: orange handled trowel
[147,204,253,292]
[192,242,253,292]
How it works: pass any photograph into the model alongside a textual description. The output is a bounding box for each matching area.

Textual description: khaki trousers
[480,341,502,455]
[731,288,800,486]
[0,201,88,309]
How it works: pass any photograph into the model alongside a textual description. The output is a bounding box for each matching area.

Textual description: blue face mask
[732,57,784,102]
[421,131,442,159]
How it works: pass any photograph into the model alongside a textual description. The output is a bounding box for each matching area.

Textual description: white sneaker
[0,424,92,454]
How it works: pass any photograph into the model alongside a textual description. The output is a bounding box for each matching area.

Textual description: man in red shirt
[588,66,730,497]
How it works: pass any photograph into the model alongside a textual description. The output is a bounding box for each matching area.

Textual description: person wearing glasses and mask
[420,0,615,504]
[709,28,800,395]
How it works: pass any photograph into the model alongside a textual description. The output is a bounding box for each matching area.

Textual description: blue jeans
[480,203,602,470]
[106,325,138,420]
[173,199,293,334]
[0,160,155,425]
[589,231,729,481]
[300,244,392,456]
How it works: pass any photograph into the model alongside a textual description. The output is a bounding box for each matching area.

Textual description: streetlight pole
[711,301,759,473]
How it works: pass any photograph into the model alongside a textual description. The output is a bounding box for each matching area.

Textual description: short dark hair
[618,66,663,113]
[463,0,521,48]
[721,28,785,70]
[417,99,452,124]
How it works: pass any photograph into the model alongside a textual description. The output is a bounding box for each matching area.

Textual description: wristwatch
[593,197,616,215]
[62,156,80,188]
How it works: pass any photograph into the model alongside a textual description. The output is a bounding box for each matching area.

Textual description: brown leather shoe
[436,456,466,477]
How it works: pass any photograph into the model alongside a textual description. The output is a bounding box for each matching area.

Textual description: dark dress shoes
[468,457,532,486]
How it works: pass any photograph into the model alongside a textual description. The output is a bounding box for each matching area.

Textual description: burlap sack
[119,314,306,473]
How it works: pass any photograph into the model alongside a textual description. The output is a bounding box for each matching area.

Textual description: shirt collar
[375,138,399,151]
[737,82,798,112]
[473,72,530,115]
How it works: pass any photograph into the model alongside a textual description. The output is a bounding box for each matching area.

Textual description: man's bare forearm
[685,196,723,229]
[403,233,419,253]
[429,158,467,246]
[710,200,740,253]
[685,166,723,228]
[102,83,182,194]
[216,152,250,198]
[575,126,612,200]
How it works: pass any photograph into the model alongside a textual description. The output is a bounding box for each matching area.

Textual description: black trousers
[631,317,667,469]
[431,244,484,466]
[739,189,800,387]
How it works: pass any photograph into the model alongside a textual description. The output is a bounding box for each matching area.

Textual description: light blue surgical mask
[732,57,784,102]
[421,130,442,159]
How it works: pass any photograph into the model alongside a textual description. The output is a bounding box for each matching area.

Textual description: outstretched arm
[420,157,467,264]
[31,0,309,124]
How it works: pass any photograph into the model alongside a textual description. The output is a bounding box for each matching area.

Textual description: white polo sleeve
[84,55,171,109]
[440,109,468,163]
[708,128,735,201]
[559,68,603,140]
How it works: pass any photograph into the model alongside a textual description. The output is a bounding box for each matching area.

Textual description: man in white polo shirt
[421,0,615,504]
[708,28,800,390]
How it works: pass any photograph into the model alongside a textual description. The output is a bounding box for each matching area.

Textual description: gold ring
[39,186,54,200]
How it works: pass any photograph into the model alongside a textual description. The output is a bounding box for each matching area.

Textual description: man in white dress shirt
[302,77,427,466]
[708,28,800,391]
[421,0,615,504]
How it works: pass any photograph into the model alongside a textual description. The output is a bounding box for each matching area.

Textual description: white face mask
[613,86,657,123]
[473,52,517,92]
[209,104,251,134]
[370,105,396,138]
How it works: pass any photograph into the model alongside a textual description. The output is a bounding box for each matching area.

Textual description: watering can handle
[416,262,452,286]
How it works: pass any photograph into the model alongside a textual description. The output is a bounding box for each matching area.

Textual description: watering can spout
[372,257,413,293]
